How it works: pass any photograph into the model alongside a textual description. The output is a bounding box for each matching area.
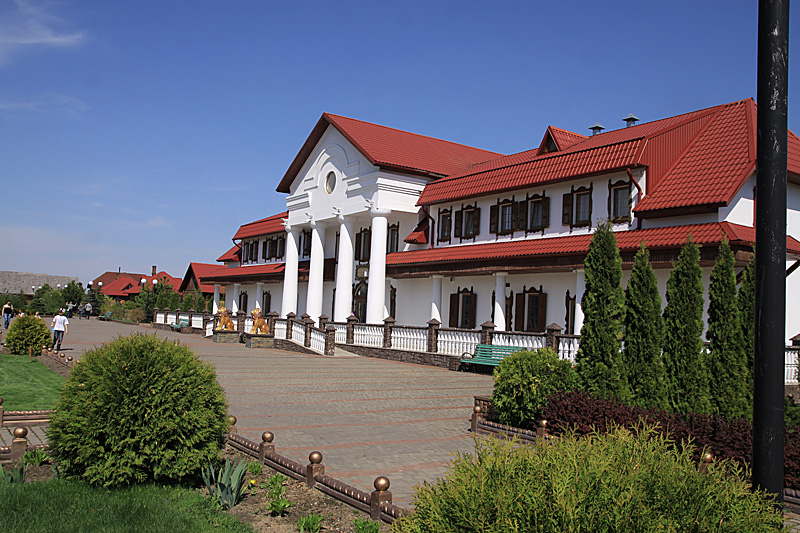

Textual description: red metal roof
[403,218,429,245]
[198,263,285,283]
[125,272,181,295]
[217,245,241,263]
[233,212,288,240]
[277,113,502,193]
[101,276,139,297]
[386,222,800,267]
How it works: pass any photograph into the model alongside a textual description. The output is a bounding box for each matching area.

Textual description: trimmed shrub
[5,315,51,355]
[46,333,228,487]
[123,308,146,323]
[542,389,800,490]
[491,348,578,429]
[393,425,782,532]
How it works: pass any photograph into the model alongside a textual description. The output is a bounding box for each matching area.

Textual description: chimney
[152,265,157,276]
[622,113,639,128]
[589,122,605,136]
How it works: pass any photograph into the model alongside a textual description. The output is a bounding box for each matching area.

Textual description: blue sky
[0,0,796,288]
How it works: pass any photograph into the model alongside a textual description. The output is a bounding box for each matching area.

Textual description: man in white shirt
[51,309,69,352]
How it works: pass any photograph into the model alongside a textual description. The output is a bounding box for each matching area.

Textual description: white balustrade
[291,320,306,342]
[310,328,326,354]
[353,324,383,347]
[787,348,799,385]
[491,332,547,352]
[437,329,481,356]
[393,327,428,352]
[244,316,253,331]
[274,320,287,339]
[191,314,203,329]
[557,336,580,363]
[332,323,347,344]
[166,311,177,325]
[179,312,190,323]
[155,311,165,323]
[205,320,214,337]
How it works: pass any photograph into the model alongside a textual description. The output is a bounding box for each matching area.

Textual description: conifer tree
[737,252,755,377]
[576,220,628,399]
[662,237,711,414]
[707,239,750,418]
[621,243,668,410]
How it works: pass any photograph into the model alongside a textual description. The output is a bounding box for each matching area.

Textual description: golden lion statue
[251,308,269,334]
[217,306,235,331]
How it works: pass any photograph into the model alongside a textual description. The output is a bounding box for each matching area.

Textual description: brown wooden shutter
[473,207,481,235]
[364,230,371,261]
[542,196,550,227]
[449,293,459,327]
[537,292,547,332]
[354,232,362,261]
[510,201,518,232]
[516,200,528,231]
[562,193,572,226]
[489,205,499,234]
[514,293,525,331]
[468,293,477,329]
[453,210,463,238]
[277,237,285,258]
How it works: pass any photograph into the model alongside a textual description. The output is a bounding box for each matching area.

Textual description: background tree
[737,252,755,378]
[662,237,711,414]
[85,284,107,316]
[181,292,196,312]
[576,220,628,400]
[621,243,668,410]
[706,239,749,418]
[61,281,85,306]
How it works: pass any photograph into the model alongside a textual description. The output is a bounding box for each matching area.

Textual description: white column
[574,268,586,333]
[431,275,443,322]
[213,284,220,314]
[306,221,326,325]
[494,272,507,331]
[281,228,300,318]
[231,283,241,314]
[334,217,354,322]
[366,210,389,324]
[255,283,264,309]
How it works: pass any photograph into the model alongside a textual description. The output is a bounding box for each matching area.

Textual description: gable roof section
[217,245,241,263]
[537,125,586,155]
[198,263,285,284]
[179,262,219,293]
[233,212,288,240]
[386,222,800,267]
[277,113,503,193]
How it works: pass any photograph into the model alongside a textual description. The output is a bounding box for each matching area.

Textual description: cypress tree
[576,220,628,399]
[621,243,668,410]
[737,252,755,377]
[662,237,711,414]
[707,239,750,418]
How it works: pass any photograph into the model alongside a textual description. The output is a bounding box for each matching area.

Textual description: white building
[200,99,800,342]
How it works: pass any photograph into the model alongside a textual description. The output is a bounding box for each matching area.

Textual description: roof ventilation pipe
[589,122,605,135]
[623,113,640,127]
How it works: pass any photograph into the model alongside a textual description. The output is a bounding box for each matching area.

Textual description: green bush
[46,333,228,487]
[392,425,782,533]
[491,348,578,429]
[5,315,51,355]
[123,307,146,323]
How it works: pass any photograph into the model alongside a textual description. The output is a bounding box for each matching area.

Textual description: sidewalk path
[30,319,494,506]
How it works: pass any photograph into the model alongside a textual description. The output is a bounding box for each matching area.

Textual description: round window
[325,171,336,194]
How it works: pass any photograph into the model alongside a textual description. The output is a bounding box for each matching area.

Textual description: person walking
[84,302,92,319]
[78,303,84,319]
[51,309,69,352]
[2,301,12,329]
[66,301,74,318]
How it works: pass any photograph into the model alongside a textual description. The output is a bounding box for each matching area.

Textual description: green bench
[98,311,113,321]
[461,344,522,367]
[170,318,190,331]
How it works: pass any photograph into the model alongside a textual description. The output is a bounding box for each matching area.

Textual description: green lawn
[0,479,253,532]
[0,354,65,410]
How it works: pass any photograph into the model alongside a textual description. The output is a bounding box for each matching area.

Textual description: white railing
[155,311,165,323]
[310,328,326,354]
[353,324,383,347]
[787,348,799,385]
[274,320,287,340]
[166,311,178,325]
[332,323,347,344]
[491,332,547,352]
[191,314,203,329]
[205,320,214,337]
[437,329,481,357]
[558,335,581,363]
[178,311,191,323]
[244,316,253,332]
[393,326,428,352]
[291,320,306,342]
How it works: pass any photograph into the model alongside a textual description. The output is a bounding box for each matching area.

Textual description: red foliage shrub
[542,389,798,489]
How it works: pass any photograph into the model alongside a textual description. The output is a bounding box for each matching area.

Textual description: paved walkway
[4,319,493,506]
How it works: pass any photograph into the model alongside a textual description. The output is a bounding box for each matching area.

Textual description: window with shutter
[516,286,547,332]
[387,224,399,253]
[354,231,362,262]
[499,201,514,234]
[277,236,285,259]
[438,210,452,243]
[609,179,632,223]
[262,291,271,313]
[449,292,459,327]
[565,290,576,335]
[528,193,549,231]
